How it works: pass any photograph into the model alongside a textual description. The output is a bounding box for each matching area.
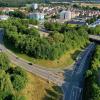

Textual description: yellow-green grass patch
[4,39,81,69]
[14,71,63,100]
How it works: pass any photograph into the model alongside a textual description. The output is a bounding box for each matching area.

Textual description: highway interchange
[0,29,97,100]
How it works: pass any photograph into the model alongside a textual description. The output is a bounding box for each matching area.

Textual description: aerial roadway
[62,43,96,100]
[0,29,64,86]
[0,29,97,100]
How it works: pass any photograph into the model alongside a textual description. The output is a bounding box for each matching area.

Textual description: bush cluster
[1,19,89,60]
[0,53,27,100]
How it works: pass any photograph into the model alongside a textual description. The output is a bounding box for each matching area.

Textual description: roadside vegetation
[1,16,99,68]
[7,48,79,69]
[88,25,100,35]
[0,52,28,99]
[0,18,89,68]
[24,73,63,100]
[2,19,88,61]
[83,45,100,100]
[0,52,63,100]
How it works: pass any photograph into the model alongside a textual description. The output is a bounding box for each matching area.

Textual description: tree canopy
[83,46,100,100]
[0,53,10,71]
[1,19,89,60]
[0,53,28,100]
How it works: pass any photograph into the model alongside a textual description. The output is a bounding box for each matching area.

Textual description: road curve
[0,29,64,86]
[0,29,96,100]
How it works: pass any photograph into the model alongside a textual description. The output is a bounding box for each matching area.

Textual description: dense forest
[0,53,28,100]
[83,45,100,100]
[0,18,89,60]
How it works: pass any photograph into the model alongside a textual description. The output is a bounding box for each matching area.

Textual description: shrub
[4,94,26,100]
[11,74,27,91]
[0,53,10,71]
[12,95,26,100]
[0,70,13,99]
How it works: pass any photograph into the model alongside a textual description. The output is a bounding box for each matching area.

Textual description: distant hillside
[50,0,100,2]
[0,0,99,7]
[0,0,43,7]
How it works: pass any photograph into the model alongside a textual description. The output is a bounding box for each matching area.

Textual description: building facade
[60,10,71,21]
[28,12,44,20]
[31,3,38,10]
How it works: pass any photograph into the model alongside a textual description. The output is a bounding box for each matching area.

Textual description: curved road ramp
[0,28,65,86]
[0,29,96,100]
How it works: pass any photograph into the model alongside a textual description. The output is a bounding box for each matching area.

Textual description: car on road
[0,49,2,52]
[28,62,33,65]
[16,57,19,59]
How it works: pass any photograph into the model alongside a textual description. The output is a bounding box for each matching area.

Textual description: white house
[0,15,9,20]
[31,3,38,9]
[60,10,71,21]
[28,12,44,20]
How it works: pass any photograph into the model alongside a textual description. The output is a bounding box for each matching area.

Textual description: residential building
[60,10,71,21]
[31,3,38,9]
[28,12,44,20]
[0,15,9,20]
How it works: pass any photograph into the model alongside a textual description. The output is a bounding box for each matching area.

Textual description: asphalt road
[0,28,96,100]
[62,43,96,100]
[0,29,64,86]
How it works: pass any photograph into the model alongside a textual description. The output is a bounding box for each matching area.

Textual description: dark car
[28,62,33,65]
[16,57,19,59]
[0,49,2,52]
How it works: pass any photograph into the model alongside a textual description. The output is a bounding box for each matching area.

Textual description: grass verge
[14,68,63,100]
[4,39,81,69]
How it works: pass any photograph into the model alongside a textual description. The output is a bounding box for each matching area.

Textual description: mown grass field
[81,3,100,8]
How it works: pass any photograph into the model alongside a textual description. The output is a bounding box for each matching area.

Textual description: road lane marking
[69,86,82,100]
